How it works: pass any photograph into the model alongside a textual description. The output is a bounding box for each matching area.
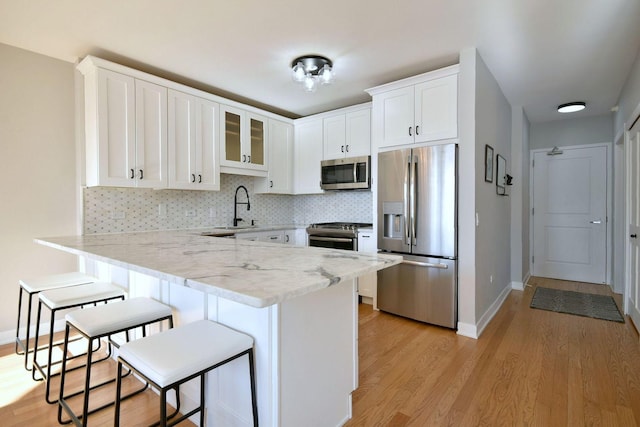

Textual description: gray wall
[614,47,640,135]
[0,43,79,340]
[473,52,512,322]
[530,114,613,150]
[510,106,530,286]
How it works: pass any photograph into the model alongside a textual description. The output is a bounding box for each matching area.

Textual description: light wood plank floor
[2,277,640,426]
[346,277,640,426]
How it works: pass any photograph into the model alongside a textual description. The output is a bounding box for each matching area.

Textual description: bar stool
[15,272,96,370]
[114,319,258,427]
[57,297,174,427]
[32,282,126,403]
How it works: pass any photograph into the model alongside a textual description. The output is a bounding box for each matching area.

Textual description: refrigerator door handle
[404,156,411,246]
[402,260,449,269]
[410,157,417,245]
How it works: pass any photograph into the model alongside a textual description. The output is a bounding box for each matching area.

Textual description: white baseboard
[457,283,512,340]
[1,318,67,346]
[510,281,524,291]
[456,322,478,339]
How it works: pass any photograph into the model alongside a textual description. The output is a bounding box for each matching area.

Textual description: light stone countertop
[35,230,401,308]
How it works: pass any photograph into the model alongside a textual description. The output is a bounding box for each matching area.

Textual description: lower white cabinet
[357,229,377,306]
[236,229,304,246]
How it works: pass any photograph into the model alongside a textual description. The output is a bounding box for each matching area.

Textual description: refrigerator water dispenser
[382,202,404,239]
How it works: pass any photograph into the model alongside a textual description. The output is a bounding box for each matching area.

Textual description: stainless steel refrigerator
[377,143,457,328]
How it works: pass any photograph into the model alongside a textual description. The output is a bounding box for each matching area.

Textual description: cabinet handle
[416,125,419,135]
[198,174,202,183]
[130,169,135,179]
[270,180,273,188]
[248,155,251,163]
[242,154,246,162]
[346,145,349,152]
[269,236,278,240]
[191,174,196,183]
[285,235,290,242]
[139,169,143,179]
[341,145,344,153]
[409,126,412,136]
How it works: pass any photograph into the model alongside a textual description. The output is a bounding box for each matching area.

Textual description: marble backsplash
[83,174,373,234]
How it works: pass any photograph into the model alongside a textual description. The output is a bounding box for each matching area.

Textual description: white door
[626,119,640,328]
[532,145,608,283]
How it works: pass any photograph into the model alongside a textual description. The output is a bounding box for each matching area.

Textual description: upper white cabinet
[80,64,168,188]
[168,89,220,191]
[293,118,324,194]
[323,108,371,160]
[255,119,293,194]
[367,66,458,149]
[220,105,268,176]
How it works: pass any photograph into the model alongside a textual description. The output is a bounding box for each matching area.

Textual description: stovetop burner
[307,222,373,231]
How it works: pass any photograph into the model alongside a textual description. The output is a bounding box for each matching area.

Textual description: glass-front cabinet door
[224,109,242,163]
[220,105,267,174]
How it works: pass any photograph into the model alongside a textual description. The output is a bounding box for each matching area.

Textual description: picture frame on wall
[484,144,494,183]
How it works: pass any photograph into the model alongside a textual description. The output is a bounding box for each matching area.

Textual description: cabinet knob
[191,174,196,183]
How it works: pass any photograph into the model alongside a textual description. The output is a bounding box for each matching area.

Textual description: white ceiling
[1,0,639,122]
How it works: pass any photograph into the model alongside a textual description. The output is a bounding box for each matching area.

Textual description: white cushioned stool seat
[118,320,253,388]
[39,282,124,309]
[20,272,95,293]
[15,272,96,370]
[65,297,174,337]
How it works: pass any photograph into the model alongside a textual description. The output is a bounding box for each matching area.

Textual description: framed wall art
[484,144,494,183]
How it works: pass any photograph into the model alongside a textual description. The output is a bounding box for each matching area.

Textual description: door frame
[625,101,640,315]
[529,142,613,286]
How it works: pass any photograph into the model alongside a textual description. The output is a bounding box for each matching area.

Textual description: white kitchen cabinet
[357,229,378,306]
[81,66,168,188]
[220,105,268,176]
[293,118,324,194]
[323,108,371,160]
[368,67,458,149]
[168,89,220,191]
[236,230,284,243]
[255,119,293,194]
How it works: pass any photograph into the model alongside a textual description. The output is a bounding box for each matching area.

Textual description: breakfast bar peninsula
[36,230,400,427]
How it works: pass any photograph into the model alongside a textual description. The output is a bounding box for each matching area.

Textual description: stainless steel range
[306,222,373,251]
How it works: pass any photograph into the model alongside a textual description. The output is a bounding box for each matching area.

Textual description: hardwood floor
[346,277,640,426]
[2,277,640,426]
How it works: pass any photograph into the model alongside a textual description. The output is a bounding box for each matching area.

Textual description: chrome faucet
[233,185,251,226]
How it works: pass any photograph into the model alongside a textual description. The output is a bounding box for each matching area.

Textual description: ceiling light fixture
[557,102,586,113]
[291,55,334,92]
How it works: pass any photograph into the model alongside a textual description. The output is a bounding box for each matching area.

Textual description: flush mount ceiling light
[557,102,586,113]
[291,55,334,92]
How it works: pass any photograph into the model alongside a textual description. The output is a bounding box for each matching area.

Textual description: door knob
[589,219,602,224]
[632,234,638,239]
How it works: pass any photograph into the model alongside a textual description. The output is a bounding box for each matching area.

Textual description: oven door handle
[309,236,354,243]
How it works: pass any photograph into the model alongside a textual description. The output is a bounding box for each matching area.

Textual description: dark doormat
[530,287,624,323]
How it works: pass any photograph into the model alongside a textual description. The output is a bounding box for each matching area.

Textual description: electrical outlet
[185,210,196,217]
[158,203,167,217]
[490,275,493,283]
[111,211,126,220]
[209,207,217,218]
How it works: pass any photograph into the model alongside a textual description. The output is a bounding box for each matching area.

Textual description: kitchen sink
[212,225,257,230]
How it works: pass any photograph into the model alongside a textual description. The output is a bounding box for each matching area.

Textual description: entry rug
[530,287,624,323]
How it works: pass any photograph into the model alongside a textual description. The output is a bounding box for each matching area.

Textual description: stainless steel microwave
[320,156,371,190]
